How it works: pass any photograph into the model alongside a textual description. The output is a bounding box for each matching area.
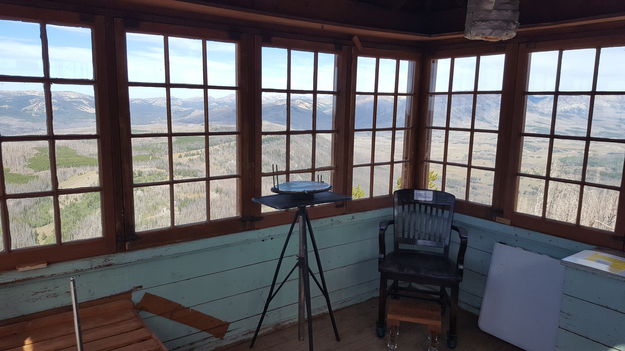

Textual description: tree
[428,171,439,190]
[352,184,365,199]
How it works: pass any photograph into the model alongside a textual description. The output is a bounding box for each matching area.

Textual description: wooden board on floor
[0,293,167,351]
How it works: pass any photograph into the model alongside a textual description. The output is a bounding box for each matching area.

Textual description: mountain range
[1,90,619,135]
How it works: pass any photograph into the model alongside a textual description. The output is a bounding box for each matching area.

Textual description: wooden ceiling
[180,0,625,34]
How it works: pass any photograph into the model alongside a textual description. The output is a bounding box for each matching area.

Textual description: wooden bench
[386,299,442,351]
[0,292,167,351]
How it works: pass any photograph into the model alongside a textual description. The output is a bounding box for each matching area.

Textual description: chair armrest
[452,225,468,277]
[378,220,394,261]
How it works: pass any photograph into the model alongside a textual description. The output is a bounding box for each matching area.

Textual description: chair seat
[379,251,461,283]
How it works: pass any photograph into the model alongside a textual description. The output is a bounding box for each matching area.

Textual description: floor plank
[218,298,522,351]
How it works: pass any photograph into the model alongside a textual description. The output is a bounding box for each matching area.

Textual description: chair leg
[447,285,459,349]
[376,275,387,338]
[391,280,399,299]
[439,286,446,314]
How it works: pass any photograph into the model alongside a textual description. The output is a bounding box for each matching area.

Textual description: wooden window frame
[114,20,251,249]
[503,36,625,249]
[0,8,118,271]
[348,48,421,213]
[421,48,509,217]
[253,37,350,228]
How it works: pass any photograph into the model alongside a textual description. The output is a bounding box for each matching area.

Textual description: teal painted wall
[0,209,611,350]
[0,208,391,350]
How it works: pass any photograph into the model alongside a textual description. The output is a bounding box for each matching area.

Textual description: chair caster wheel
[376,322,386,338]
[447,334,457,349]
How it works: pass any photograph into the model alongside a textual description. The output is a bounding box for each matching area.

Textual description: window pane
[545,181,579,224]
[356,57,376,92]
[449,94,473,129]
[0,212,3,252]
[173,136,205,180]
[291,94,313,130]
[126,33,165,83]
[290,50,314,90]
[132,137,169,183]
[428,130,445,162]
[261,135,286,173]
[206,41,237,87]
[394,130,406,161]
[3,141,52,194]
[0,82,46,136]
[591,95,625,139]
[586,142,625,187]
[398,60,411,94]
[60,192,102,242]
[316,94,334,130]
[469,169,494,205]
[376,96,394,129]
[262,47,287,89]
[168,37,203,84]
[554,95,590,136]
[428,95,447,127]
[262,92,286,131]
[447,131,470,164]
[597,46,625,91]
[559,49,595,92]
[431,58,450,93]
[52,84,97,135]
[373,165,390,196]
[47,25,93,79]
[174,181,206,225]
[315,133,333,168]
[8,196,55,249]
[290,172,312,181]
[396,96,408,128]
[528,51,558,92]
[129,87,167,134]
[393,163,405,191]
[524,95,553,134]
[581,186,618,231]
[56,139,99,189]
[474,94,501,130]
[0,20,43,77]
[452,57,476,92]
[516,177,544,216]
[374,131,392,163]
[209,135,238,176]
[427,163,443,191]
[290,134,312,170]
[355,95,374,129]
[378,59,397,93]
[550,139,585,181]
[317,53,335,91]
[472,133,497,168]
[134,185,170,231]
[478,54,505,91]
[520,137,549,176]
[208,89,237,132]
[171,88,204,133]
[445,165,467,200]
[353,132,372,165]
[352,166,370,199]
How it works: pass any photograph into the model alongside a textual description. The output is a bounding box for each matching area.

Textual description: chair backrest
[392,189,456,256]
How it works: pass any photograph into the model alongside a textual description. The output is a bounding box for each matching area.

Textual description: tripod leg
[250,213,298,348]
[301,210,314,351]
[306,214,340,341]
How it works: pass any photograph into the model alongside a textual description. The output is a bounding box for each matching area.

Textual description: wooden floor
[219,298,521,351]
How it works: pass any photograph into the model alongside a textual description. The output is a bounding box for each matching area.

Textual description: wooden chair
[376,189,468,349]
